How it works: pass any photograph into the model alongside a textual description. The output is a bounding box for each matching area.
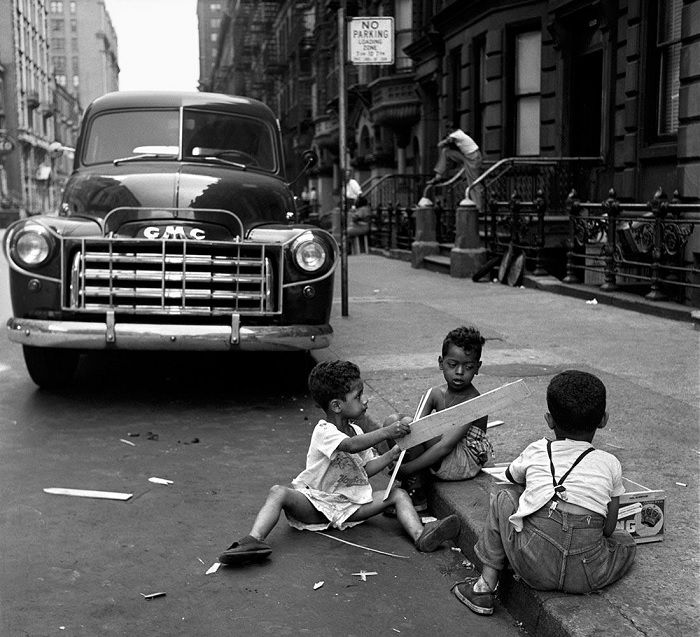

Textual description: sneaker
[415,514,460,552]
[219,535,272,565]
[452,577,495,615]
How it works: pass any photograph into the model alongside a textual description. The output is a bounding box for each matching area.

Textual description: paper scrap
[352,571,378,581]
[421,516,437,524]
[676,482,687,487]
[313,581,324,590]
[119,439,136,446]
[44,488,132,501]
[487,420,504,428]
[140,592,166,600]
[205,562,220,575]
[148,477,174,485]
[585,298,598,305]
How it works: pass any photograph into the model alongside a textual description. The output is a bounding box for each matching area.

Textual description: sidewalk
[312,254,699,637]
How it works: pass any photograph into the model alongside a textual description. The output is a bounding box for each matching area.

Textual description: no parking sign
[348,17,394,65]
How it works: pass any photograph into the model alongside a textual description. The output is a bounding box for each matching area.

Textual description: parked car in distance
[3,91,337,388]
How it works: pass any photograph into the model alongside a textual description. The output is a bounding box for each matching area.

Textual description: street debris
[421,516,437,524]
[119,438,136,446]
[140,592,166,600]
[205,562,220,575]
[178,437,199,444]
[146,432,159,441]
[315,532,409,559]
[487,420,504,429]
[44,488,133,501]
[676,482,688,487]
[352,571,377,581]
[127,432,140,437]
[148,477,174,485]
[585,298,598,305]
[462,559,474,568]
[450,546,462,552]
[313,581,324,590]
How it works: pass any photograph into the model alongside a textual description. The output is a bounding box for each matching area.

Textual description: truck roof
[86,91,278,123]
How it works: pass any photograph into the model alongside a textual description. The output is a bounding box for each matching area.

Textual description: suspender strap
[546,440,595,497]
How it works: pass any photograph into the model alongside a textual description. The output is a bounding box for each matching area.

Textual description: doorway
[569,49,603,157]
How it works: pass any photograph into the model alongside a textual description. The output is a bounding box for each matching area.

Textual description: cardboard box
[616,478,665,544]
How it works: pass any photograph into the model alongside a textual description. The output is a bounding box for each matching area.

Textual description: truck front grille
[67,239,280,315]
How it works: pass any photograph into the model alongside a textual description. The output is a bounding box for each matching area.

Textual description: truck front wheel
[22,346,80,389]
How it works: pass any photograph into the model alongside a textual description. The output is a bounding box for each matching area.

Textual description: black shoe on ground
[452,577,495,615]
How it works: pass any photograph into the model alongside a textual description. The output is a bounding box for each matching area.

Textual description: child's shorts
[431,424,492,481]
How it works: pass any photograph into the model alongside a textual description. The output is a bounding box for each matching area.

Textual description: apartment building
[203,0,699,216]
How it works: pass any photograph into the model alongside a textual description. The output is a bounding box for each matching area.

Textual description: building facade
[48,0,118,109]
[0,0,117,222]
[204,0,699,215]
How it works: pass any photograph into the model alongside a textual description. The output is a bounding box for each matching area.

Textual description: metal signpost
[338,11,394,316]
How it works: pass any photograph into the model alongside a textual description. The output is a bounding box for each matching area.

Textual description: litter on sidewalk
[148,477,174,485]
[43,487,133,501]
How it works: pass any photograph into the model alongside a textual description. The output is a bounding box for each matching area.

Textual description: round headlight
[13,226,52,267]
[293,235,327,272]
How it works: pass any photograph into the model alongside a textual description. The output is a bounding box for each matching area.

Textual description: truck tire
[22,346,80,389]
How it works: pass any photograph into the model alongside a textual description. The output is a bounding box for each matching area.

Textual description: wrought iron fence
[564,188,700,304]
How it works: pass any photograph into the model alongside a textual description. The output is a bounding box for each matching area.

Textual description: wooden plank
[43,488,133,501]
[395,379,530,450]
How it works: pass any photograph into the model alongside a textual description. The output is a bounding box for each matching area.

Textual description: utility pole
[338,0,349,317]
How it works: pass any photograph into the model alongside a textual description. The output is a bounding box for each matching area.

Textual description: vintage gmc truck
[3,92,338,388]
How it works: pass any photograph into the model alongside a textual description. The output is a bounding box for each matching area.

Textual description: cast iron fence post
[532,188,548,275]
[600,188,620,291]
[645,187,669,301]
[563,189,581,283]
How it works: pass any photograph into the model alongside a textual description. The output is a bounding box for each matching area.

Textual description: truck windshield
[83,108,277,171]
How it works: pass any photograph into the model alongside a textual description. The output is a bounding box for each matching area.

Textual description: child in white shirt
[452,370,636,615]
[218,360,460,565]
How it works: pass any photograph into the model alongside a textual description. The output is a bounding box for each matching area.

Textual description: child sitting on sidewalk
[387,326,492,511]
[218,360,460,565]
[452,370,636,615]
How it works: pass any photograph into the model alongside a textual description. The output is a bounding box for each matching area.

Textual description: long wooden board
[396,379,530,450]
[383,379,530,500]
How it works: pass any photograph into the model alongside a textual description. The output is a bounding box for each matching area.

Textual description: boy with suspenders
[453,370,637,615]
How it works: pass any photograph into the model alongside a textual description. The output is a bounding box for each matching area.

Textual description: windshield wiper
[113,153,176,166]
[187,155,247,169]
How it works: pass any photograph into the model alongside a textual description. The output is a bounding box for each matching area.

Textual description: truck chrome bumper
[6,317,332,351]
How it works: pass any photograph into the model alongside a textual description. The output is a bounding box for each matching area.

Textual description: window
[210,18,220,29]
[50,1,64,13]
[72,75,79,87]
[210,3,221,11]
[473,34,487,150]
[655,0,681,135]
[53,56,66,73]
[514,31,541,155]
[56,74,66,86]
[51,37,65,51]
[448,47,461,126]
[69,1,76,13]
[70,19,77,33]
[210,33,218,42]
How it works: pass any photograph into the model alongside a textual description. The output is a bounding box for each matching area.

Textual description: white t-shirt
[345,178,362,201]
[507,437,625,532]
[448,129,479,155]
[292,420,376,504]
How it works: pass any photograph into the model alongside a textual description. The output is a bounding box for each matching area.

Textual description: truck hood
[61,162,294,230]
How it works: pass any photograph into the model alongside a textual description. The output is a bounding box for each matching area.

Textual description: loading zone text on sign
[349,17,394,65]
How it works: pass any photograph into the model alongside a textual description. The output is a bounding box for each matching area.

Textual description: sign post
[338,14,395,318]
[338,3,349,317]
